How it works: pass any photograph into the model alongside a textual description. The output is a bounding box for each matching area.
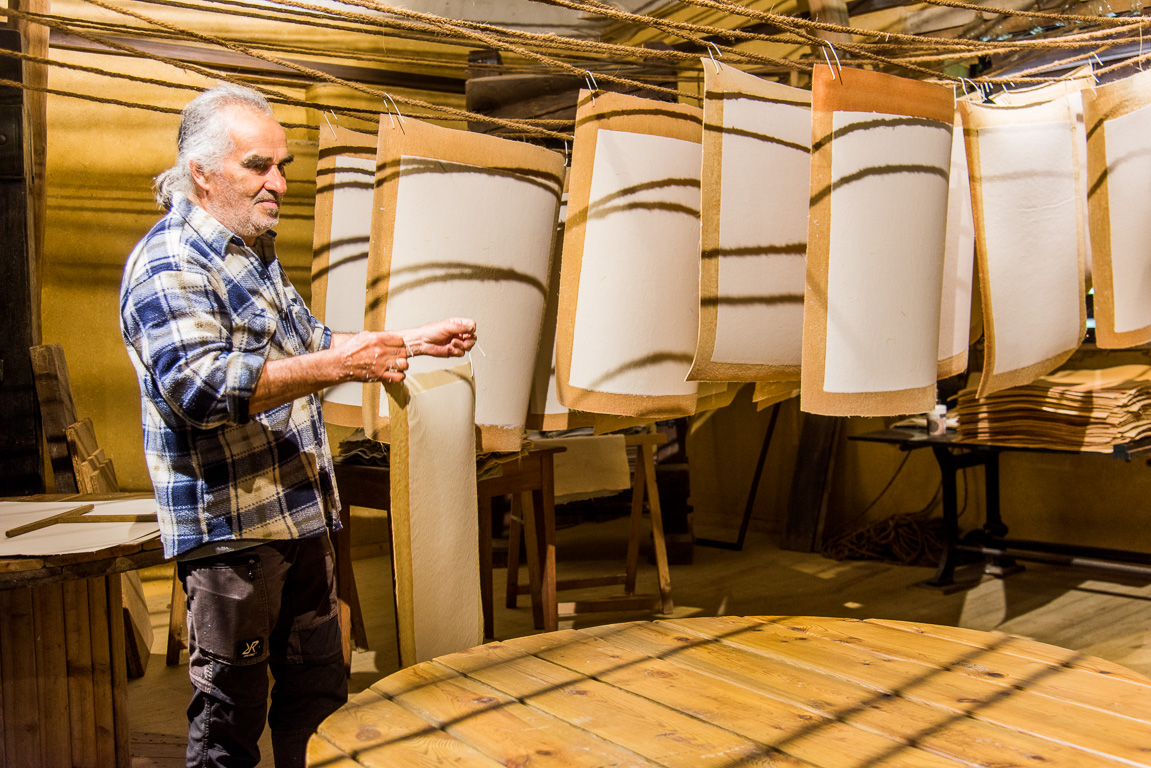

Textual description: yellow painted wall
[41,53,318,492]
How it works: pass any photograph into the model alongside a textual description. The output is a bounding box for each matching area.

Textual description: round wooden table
[310,615,1151,768]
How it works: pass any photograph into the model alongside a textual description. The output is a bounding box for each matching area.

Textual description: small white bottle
[926,403,948,436]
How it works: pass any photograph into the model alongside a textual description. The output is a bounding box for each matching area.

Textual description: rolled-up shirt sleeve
[123,265,265,430]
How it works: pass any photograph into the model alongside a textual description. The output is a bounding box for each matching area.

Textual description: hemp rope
[2,0,1149,132]
[76,0,572,139]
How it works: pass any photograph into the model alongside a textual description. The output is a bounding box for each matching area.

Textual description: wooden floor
[127,514,1151,766]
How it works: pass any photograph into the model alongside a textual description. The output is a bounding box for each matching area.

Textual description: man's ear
[190,161,211,194]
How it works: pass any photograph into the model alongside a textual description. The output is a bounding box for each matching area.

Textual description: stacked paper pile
[954,365,1151,452]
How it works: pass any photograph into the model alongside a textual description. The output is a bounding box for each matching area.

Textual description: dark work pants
[177,535,347,768]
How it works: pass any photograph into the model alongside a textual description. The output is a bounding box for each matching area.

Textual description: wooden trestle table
[309,615,1151,768]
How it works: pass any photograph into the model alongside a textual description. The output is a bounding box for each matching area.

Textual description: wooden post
[803,0,853,44]
[0,27,42,496]
[8,0,48,318]
[782,414,842,552]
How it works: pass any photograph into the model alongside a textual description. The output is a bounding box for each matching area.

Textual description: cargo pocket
[185,556,273,668]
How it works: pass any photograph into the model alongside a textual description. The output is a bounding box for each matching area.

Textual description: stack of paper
[954,365,1151,452]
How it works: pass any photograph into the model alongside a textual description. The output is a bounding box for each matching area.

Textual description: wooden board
[32,582,71,768]
[0,587,40,766]
[63,578,97,768]
[122,571,152,678]
[30,344,78,494]
[0,29,42,497]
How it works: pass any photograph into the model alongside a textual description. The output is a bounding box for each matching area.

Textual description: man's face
[194,106,293,245]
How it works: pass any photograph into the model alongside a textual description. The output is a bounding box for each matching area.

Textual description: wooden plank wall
[0,577,129,767]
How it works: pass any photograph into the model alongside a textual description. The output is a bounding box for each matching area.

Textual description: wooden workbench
[0,492,164,768]
[310,615,1151,767]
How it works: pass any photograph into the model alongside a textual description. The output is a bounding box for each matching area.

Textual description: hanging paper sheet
[310,125,377,427]
[992,72,1093,290]
[938,105,976,379]
[753,380,800,411]
[1083,67,1151,349]
[525,171,595,432]
[803,66,954,416]
[695,381,744,414]
[363,117,565,452]
[962,97,1086,397]
[556,90,703,419]
[385,365,481,666]
[691,63,810,383]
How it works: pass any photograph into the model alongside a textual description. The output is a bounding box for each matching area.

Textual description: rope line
[75,0,572,139]
[0,0,1148,138]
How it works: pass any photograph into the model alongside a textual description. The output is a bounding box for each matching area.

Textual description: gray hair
[153,83,275,209]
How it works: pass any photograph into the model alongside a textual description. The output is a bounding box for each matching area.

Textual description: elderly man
[120,84,475,768]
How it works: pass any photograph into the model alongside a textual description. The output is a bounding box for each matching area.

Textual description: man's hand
[334,318,477,384]
[403,318,478,359]
[335,331,409,384]
[249,318,478,415]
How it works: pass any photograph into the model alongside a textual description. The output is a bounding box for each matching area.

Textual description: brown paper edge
[383,379,414,665]
[963,97,1087,398]
[311,124,378,428]
[801,66,954,417]
[555,90,703,420]
[362,117,565,448]
[1084,69,1151,349]
[691,64,811,383]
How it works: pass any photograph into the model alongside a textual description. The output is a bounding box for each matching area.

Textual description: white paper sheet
[993,80,1093,283]
[978,121,1082,375]
[823,111,951,393]
[0,499,159,557]
[568,129,701,397]
[399,368,481,664]
[322,154,376,408]
[939,115,976,371]
[712,87,809,367]
[378,155,559,434]
[1102,105,1151,334]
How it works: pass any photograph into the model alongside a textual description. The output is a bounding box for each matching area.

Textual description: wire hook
[704,41,722,74]
[821,46,837,80]
[322,111,338,139]
[827,42,844,81]
[584,72,599,105]
[386,94,406,126]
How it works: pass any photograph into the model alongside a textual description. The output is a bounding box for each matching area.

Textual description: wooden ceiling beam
[50,31,468,93]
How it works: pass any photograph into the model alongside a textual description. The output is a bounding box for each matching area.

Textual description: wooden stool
[476,446,565,639]
[504,432,673,632]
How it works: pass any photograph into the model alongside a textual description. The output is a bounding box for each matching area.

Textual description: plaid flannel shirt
[120,195,342,559]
